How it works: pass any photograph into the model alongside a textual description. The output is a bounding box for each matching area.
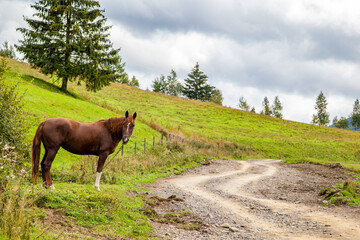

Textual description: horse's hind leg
[41,147,59,189]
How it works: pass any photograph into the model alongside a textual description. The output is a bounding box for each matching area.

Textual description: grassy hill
[2,57,360,239]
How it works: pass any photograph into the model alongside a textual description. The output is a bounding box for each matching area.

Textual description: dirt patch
[145,159,360,240]
[37,209,128,240]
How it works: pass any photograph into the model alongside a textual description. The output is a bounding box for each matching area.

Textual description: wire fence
[120,132,253,157]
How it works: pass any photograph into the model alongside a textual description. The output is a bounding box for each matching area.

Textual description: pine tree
[261,97,271,116]
[351,99,360,130]
[312,91,330,126]
[238,97,250,111]
[16,0,124,92]
[271,96,283,118]
[183,62,212,100]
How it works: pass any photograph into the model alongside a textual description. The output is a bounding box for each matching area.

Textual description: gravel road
[146,159,360,240]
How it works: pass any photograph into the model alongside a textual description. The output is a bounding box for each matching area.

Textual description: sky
[1,0,360,123]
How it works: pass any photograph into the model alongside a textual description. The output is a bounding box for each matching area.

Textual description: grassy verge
[320,181,360,207]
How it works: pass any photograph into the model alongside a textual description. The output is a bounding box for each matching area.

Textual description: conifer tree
[312,91,330,126]
[183,62,212,100]
[351,98,360,130]
[17,0,124,92]
[272,96,283,118]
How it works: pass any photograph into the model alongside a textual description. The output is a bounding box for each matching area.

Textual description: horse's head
[122,111,137,144]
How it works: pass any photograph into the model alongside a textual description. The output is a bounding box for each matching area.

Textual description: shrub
[0,58,29,155]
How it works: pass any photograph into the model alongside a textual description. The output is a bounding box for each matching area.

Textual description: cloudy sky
[1,0,360,123]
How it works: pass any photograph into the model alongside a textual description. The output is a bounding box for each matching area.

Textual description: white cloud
[1,0,360,123]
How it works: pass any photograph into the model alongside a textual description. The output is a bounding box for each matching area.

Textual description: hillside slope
[6,58,360,171]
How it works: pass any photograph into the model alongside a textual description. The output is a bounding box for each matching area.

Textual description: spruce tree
[312,91,330,126]
[17,0,124,92]
[183,62,212,100]
[272,96,283,118]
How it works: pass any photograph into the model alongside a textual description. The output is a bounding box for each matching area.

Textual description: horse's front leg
[94,151,109,191]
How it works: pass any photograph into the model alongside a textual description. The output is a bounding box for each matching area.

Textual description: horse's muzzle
[123,136,129,144]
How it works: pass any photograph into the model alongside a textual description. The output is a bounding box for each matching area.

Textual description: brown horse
[32,111,137,190]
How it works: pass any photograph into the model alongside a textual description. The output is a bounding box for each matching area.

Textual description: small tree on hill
[333,116,349,129]
[152,74,167,93]
[261,96,272,116]
[271,96,283,118]
[17,0,125,92]
[129,76,140,88]
[210,88,223,105]
[238,97,250,111]
[351,99,360,130]
[166,69,182,96]
[0,41,17,59]
[312,91,330,126]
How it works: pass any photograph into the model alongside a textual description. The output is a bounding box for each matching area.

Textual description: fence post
[134,141,137,155]
[121,144,124,157]
[144,138,146,153]
[153,136,155,147]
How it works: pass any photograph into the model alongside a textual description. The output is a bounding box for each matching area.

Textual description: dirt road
[146,159,360,240]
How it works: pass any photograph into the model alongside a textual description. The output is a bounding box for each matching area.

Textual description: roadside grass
[320,181,360,207]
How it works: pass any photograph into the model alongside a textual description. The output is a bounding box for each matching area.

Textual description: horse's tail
[32,122,45,183]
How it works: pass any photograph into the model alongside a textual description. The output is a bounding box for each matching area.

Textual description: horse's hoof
[94,185,100,191]
[49,184,55,190]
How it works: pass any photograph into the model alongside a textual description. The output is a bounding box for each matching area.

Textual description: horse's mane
[106,117,125,138]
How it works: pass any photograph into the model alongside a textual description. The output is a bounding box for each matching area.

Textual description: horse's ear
[133,112,137,120]
[125,111,129,118]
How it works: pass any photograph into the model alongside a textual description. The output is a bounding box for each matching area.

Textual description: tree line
[151,62,223,105]
[238,96,283,119]
[2,0,359,128]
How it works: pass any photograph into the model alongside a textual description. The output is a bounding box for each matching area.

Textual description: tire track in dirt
[164,159,360,240]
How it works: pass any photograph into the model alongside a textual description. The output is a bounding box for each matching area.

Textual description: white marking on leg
[49,184,55,190]
[94,172,102,191]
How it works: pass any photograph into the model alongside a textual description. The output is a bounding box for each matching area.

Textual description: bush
[0,58,29,155]
[0,58,33,239]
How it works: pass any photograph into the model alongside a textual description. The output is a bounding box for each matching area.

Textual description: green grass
[68,72,360,170]
[3,57,360,238]
[32,183,152,237]
[320,181,360,207]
